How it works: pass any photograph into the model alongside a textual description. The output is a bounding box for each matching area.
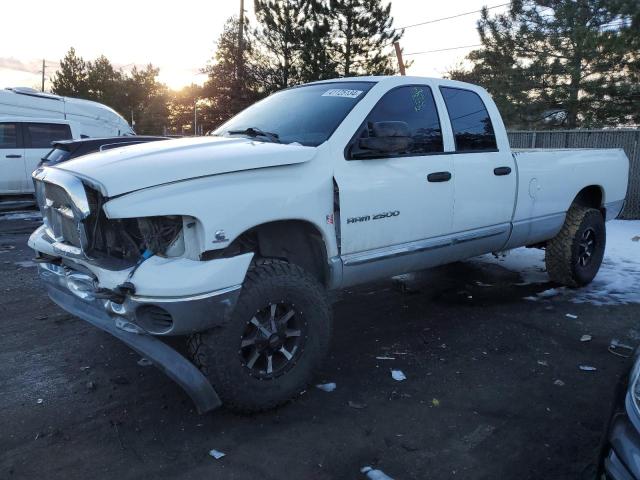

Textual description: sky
[0,0,509,91]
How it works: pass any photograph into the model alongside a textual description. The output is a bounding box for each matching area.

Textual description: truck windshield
[213,81,375,147]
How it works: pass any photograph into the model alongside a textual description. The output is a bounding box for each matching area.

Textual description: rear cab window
[440,87,497,152]
[25,123,72,148]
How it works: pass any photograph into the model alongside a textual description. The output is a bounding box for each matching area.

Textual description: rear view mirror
[355,121,413,157]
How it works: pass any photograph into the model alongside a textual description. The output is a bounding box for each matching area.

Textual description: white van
[0,88,134,196]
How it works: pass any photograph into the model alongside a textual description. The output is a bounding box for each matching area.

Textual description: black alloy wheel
[239,301,305,379]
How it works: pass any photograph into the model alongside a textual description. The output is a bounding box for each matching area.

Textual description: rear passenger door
[0,122,26,194]
[439,87,516,237]
[23,122,72,191]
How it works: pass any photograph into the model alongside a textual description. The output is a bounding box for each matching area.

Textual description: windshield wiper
[227,127,281,143]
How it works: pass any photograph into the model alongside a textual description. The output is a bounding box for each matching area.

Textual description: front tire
[545,205,606,287]
[188,260,332,412]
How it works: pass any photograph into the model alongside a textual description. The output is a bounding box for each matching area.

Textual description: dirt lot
[1,213,638,480]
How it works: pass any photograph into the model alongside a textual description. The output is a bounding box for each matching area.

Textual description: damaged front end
[83,203,185,269]
[34,167,185,267]
[29,167,252,413]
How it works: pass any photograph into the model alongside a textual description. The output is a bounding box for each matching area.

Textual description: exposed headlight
[137,216,184,256]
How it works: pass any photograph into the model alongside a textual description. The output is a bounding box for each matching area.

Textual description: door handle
[494,166,512,176]
[5,154,22,159]
[427,171,452,182]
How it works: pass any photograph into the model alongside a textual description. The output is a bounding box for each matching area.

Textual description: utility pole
[237,0,245,82]
[194,101,198,136]
[41,59,45,92]
[393,42,406,76]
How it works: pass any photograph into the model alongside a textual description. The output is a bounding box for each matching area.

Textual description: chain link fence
[508,129,640,219]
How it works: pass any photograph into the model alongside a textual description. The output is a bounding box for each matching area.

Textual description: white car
[0,88,134,195]
[28,76,629,413]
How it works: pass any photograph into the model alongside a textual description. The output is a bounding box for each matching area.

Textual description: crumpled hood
[56,136,316,197]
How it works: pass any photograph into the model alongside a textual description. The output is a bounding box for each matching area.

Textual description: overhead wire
[394,2,511,31]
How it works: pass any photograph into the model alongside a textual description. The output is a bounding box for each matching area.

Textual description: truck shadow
[345,260,558,307]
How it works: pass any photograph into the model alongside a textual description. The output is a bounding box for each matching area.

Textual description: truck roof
[304,75,489,94]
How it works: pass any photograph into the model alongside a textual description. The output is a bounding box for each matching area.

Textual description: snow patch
[315,382,336,392]
[361,466,394,480]
[473,220,640,305]
[208,449,225,460]
[539,288,563,298]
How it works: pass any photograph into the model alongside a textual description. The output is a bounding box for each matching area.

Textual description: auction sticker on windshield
[321,89,363,98]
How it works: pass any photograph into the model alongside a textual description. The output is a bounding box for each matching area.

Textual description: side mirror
[355,121,413,157]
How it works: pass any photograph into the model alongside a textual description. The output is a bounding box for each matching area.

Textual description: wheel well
[572,186,604,212]
[202,220,329,286]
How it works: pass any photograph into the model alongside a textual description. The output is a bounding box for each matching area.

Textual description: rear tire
[545,205,605,287]
[188,260,332,413]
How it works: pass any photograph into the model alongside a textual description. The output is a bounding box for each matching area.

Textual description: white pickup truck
[28,76,629,413]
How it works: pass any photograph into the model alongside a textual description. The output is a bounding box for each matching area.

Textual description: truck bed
[504,148,629,249]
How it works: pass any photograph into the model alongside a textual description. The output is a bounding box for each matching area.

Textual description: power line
[403,44,482,56]
[395,2,510,31]
[400,20,633,57]
[393,4,631,38]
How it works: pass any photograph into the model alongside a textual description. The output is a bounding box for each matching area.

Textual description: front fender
[102,163,338,259]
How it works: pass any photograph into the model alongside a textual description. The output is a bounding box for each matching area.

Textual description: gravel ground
[1,213,638,480]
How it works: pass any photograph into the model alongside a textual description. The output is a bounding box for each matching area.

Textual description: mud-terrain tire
[188,260,332,412]
[545,205,605,287]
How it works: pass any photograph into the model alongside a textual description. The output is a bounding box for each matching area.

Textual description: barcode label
[321,89,363,98]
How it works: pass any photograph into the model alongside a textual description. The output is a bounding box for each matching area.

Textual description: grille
[36,179,83,249]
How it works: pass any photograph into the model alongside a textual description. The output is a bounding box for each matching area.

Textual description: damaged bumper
[38,261,241,335]
[38,261,243,413]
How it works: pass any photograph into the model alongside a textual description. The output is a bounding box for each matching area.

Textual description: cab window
[348,85,443,159]
[0,123,18,148]
[440,87,497,152]
[25,123,72,148]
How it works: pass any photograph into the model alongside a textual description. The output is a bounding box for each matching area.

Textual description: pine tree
[253,0,309,89]
[299,1,339,83]
[201,16,266,129]
[52,49,169,134]
[594,0,640,127]
[330,0,402,77]
[168,84,204,135]
[126,65,170,134]
[51,47,89,98]
[86,55,124,106]
[448,0,639,128]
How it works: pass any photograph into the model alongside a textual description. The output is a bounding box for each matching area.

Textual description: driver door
[334,85,455,259]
